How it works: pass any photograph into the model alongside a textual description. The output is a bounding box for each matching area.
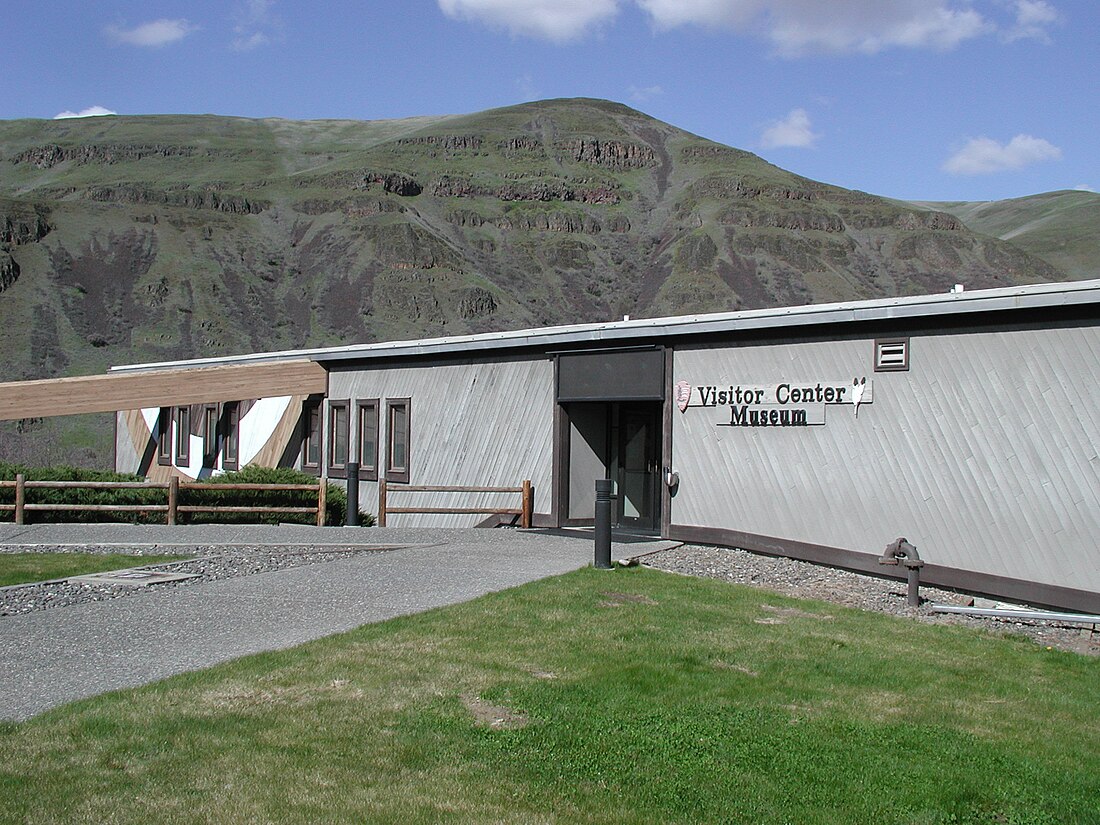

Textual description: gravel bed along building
[642,544,1100,656]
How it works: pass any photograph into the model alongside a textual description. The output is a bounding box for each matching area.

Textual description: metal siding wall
[671,326,1100,594]
[328,357,554,527]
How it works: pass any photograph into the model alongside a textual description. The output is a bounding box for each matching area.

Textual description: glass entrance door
[615,405,659,530]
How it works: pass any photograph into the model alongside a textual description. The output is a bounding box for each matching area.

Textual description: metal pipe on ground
[930,605,1100,625]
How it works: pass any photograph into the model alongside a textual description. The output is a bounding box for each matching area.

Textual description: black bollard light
[346,462,360,526]
[594,478,613,569]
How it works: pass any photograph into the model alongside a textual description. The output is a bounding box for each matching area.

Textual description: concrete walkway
[0,525,677,722]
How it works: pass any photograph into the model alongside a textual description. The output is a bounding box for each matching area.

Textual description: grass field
[1,566,1097,824]
[0,552,187,587]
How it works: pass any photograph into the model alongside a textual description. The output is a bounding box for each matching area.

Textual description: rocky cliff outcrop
[560,139,656,169]
[81,185,268,214]
[299,170,421,196]
[433,175,620,204]
[0,254,18,292]
[718,207,844,233]
[1,207,51,248]
[498,136,544,157]
[396,135,483,154]
[11,143,204,168]
[459,286,498,318]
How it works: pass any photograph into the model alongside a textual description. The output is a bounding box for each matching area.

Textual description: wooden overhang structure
[0,359,328,421]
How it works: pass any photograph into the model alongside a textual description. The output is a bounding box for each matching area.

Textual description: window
[385,398,411,483]
[875,338,910,372]
[156,407,172,466]
[202,405,219,468]
[357,399,379,481]
[222,402,240,471]
[302,400,321,474]
[174,406,191,466]
[328,400,349,476]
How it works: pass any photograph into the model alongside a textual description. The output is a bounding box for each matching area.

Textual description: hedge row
[0,463,373,526]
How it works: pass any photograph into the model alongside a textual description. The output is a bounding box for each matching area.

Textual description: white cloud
[1004,0,1059,42]
[105,19,198,47]
[437,0,1058,52]
[437,0,620,42]
[759,108,819,149]
[635,0,757,29]
[1073,184,1096,192]
[636,0,990,55]
[233,0,284,51]
[943,134,1062,175]
[54,106,117,119]
[629,84,664,102]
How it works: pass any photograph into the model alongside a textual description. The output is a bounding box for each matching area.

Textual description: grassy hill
[0,98,1070,465]
[912,190,1100,280]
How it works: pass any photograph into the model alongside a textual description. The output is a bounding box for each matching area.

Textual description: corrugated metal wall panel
[328,357,554,527]
[671,326,1100,593]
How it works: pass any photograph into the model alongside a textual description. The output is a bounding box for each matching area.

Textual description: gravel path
[0,528,660,722]
[642,544,1100,656]
[0,544,391,616]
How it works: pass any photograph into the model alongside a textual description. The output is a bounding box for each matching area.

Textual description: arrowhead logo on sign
[675,380,692,412]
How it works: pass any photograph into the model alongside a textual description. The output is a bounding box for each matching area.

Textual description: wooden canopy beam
[0,360,328,421]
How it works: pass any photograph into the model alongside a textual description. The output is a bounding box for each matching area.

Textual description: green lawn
[0,552,188,587]
[1,566,1097,824]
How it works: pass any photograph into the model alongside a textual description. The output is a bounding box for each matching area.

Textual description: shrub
[0,463,374,526]
[0,462,164,523]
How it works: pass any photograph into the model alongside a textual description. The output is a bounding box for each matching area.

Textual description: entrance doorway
[563,401,661,531]
[613,404,659,528]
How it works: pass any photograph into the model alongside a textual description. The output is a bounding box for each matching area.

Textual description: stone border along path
[0,525,677,722]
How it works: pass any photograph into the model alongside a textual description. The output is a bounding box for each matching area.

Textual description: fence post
[317,479,327,527]
[521,479,532,529]
[378,478,387,527]
[15,473,25,525]
[167,476,178,525]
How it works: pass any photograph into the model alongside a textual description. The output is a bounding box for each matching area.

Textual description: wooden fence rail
[378,479,532,528]
[0,474,327,526]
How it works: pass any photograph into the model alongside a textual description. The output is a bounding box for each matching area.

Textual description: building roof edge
[109,279,1100,374]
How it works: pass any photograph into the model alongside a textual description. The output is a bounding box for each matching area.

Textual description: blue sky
[3,1,1095,201]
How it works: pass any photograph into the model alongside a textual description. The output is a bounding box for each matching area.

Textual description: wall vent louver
[874,338,909,372]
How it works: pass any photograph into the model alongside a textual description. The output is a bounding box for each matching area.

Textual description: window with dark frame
[222,402,240,471]
[385,398,410,483]
[302,400,321,474]
[202,405,219,468]
[328,400,349,475]
[156,407,172,466]
[174,406,191,466]
[357,399,379,481]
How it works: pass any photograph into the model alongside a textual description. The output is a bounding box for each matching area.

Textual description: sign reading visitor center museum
[675,378,872,427]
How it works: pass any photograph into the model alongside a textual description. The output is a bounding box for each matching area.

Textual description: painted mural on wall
[119,395,306,480]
